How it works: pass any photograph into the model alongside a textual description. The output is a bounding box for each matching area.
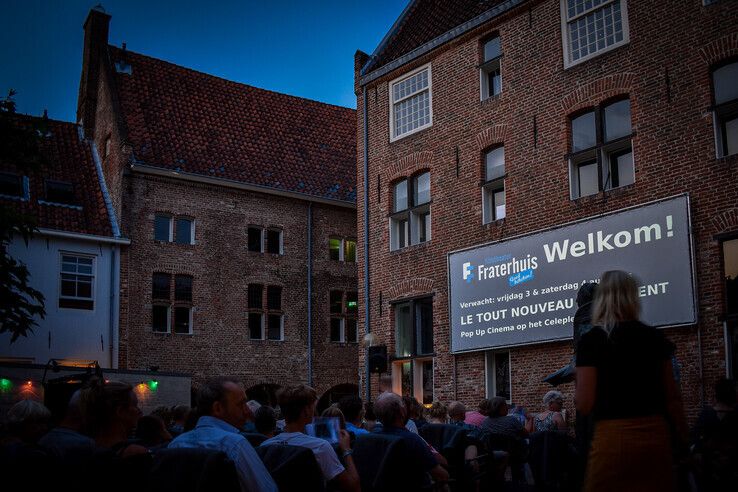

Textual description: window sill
[480,93,502,105]
[571,182,636,203]
[483,217,506,228]
[329,341,359,345]
[390,241,430,255]
[39,200,82,210]
[389,123,433,144]
[716,153,738,165]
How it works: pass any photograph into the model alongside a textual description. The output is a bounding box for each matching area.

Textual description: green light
[347,301,357,308]
[147,380,158,391]
[0,378,11,392]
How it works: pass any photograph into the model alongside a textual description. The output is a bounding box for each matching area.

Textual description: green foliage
[0,90,47,342]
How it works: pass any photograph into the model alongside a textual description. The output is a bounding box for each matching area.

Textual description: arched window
[712,60,738,157]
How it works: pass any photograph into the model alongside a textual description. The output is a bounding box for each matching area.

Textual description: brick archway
[559,72,636,115]
[386,277,435,301]
[698,33,738,67]
[711,207,738,235]
[385,151,435,183]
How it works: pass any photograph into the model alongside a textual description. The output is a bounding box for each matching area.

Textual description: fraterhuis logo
[462,262,475,283]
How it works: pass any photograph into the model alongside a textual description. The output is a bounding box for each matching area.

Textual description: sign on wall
[448,195,696,353]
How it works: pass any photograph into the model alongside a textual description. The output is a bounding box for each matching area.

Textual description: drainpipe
[307,202,313,386]
[109,244,120,369]
[362,86,371,402]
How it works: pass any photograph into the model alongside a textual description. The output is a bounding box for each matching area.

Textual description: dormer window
[44,180,77,206]
[0,173,27,200]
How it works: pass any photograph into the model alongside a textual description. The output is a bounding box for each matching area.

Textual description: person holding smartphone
[261,385,360,492]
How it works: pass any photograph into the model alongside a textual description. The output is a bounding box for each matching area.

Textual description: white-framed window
[569,98,634,199]
[175,218,195,245]
[390,172,431,251]
[480,36,502,100]
[154,214,173,242]
[389,64,432,141]
[104,135,112,158]
[482,146,506,223]
[249,284,284,340]
[0,173,29,201]
[560,0,630,68]
[329,237,357,262]
[712,60,738,158]
[485,351,511,402]
[59,253,95,310]
[329,290,358,343]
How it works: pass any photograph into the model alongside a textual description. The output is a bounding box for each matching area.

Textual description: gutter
[130,163,357,210]
[360,0,526,86]
[307,202,313,386]
[37,228,130,245]
[362,86,371,402]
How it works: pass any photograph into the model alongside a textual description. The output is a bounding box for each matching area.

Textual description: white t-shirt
[261,432,345,481]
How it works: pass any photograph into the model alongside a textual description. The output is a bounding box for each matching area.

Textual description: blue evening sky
[1,0,409,121]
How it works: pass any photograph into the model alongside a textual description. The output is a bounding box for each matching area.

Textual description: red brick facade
[356,0,738,422]
[76,8,359,397]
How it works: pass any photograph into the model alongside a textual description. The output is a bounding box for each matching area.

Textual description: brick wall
[117,172,358,395]
[356,0,738,422]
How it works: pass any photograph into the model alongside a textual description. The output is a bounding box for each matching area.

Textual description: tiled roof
[108,46,357,204]
[0,116,114,238]
[366,0,506,73]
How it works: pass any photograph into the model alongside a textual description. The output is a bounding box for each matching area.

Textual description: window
[104,136,111,158]
[724,238,738,316]
[329,290,358,343]
[561,0,629,68]
[486,351,511,402]
[480,36,502,100]
[248,227,263,252]
[569,98,634,199]
[712,61,738,157]
[393,297,434,404]
[391,172,431,250]
[249,284,283,340]
[151,273,193,334]
[395,297,433,357]
[266,229,283,255]
[482,147,506,223]
[329,237,357,262]
[0,173,27,200]
[175,218,194,245]
[389,64,432,141]
[59,254,94,310]
[44,180,77,205]
[154,215,173,242]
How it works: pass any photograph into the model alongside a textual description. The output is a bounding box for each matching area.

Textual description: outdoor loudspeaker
[368,345,387,374]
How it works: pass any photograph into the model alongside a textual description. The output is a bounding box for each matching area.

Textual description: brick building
[355,0,738,421]
[76,7,359,401]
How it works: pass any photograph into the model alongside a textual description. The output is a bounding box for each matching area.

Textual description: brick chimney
[77,6,111,136]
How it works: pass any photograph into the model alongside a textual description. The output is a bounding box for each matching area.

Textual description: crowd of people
[1,270,737,491]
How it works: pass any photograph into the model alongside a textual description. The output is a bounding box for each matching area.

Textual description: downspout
[307,202,313,386]
[110,245,120,369]
[362,86,371,402]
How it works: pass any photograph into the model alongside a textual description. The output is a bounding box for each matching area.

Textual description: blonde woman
[575,270,687,492]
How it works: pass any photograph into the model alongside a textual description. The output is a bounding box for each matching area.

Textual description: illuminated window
[329,237,356,262]
[330,290,358,343]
